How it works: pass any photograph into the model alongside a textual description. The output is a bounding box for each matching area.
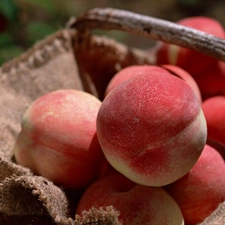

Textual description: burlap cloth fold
[0,23,224,224]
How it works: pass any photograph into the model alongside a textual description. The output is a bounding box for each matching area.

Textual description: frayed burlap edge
[0,25,153,224]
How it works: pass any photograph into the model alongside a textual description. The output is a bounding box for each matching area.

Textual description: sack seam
[1,29,75,77]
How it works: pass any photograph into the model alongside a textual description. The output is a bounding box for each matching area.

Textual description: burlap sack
[0,9,224,225]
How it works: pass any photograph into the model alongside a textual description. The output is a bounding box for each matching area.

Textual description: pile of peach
[13,16,225,225]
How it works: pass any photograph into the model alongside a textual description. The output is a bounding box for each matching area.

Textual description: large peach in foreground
[76,172,184,225]
[165,144,225,225]
[97,72,207,187]
[13,89,105,190]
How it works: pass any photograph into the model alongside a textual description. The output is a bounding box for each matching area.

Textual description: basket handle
[71,7,225,62]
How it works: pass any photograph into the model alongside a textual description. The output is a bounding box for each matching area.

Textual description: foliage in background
[0,0,225,66]
[0,0,60,65]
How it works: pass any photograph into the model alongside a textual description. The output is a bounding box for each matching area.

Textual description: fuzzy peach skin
[13,89,105,190]
[202,95,225,146]
[104,65,170,96]
[155,16,225,75]
[207,139,225,161]
[193,61,225,100]
[105,65,201,102]
[96,72,207,187]
[162,64,202,102]
[76,172,184,225]
[164,144,225,225]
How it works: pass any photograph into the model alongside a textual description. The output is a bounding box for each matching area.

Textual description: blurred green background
[1,0,225,65]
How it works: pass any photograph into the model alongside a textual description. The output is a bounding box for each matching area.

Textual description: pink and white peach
[76,172,184,225]
[13,89,106,190]
[97,71,207,187]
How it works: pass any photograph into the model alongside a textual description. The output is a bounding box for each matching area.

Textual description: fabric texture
[0,25,154,224]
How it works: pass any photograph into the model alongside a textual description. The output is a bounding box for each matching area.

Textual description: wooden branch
[71,8,225,62]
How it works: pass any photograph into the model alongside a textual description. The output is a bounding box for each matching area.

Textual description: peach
[202,95,225,146]
[76,172,184,225]
[105,65,170,96]
[97,71,207,187]
[13,89,105,190]
[155,16,225,75]
[164,144,225,225]
[106,65,202,102]
[161,64,202,102]
[193,61,225,99]
[207,139,225,161]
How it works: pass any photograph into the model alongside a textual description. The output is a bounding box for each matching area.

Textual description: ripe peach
[97,72,207,187]
[207,139,225,161]
[106,65,202,102]
[156,16,225,75]
[162,64,202,102]
[104,65,170,96]
[202,95,225,146]
[13,89,105,190]
[76,172,184,225]
[193,61,225,99]
[164,144,225,225]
